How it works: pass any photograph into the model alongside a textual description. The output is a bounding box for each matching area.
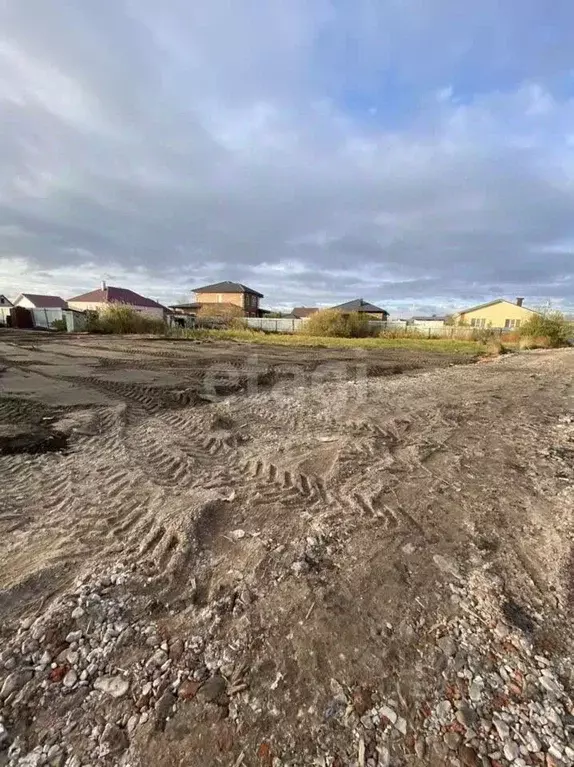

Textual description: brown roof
[291,307,319,319]
[69,286,166,310]
[20,294,67,309]
[193,281,264,298]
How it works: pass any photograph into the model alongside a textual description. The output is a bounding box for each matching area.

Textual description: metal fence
[246,318,304,333]
[64,311,87,332]
[31,308,65,329]
[30,308,87,331]
[244,318,498,337]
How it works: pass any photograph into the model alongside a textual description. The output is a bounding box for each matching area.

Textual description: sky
[1,1,574,315]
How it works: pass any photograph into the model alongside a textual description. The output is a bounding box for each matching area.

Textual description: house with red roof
[68,282,166,319]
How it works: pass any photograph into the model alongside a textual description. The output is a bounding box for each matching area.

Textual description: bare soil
[0,331,573,766]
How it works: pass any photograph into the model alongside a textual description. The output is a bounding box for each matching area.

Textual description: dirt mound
[0,424,68,456]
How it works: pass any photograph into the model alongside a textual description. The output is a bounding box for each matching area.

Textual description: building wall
[195,291,260,313]
[67,300,164,319]
[459,302,536,329]
[195,291,245,309]
[13,295,35,309]
[411,319,445,328]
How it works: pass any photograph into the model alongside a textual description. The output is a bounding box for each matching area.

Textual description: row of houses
[170,283,540,330]
[0,278,541,331]
[0,283,167,328]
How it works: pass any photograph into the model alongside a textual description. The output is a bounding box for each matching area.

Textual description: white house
[13,294,68,310]
[410,315,446,328]
[0,294,13,325]
[68,282,166,319]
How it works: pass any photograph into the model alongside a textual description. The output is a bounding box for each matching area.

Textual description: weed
[87,305,166,335]
[301,309,372,338]
[519,312,572,348]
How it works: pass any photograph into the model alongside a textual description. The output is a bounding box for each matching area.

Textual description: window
[504,319,521,329]
[471,318,486,328]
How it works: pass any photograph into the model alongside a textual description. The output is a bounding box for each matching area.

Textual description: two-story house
[182,281,264,318]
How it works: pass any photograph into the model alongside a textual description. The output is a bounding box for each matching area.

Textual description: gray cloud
[0,1,573,312]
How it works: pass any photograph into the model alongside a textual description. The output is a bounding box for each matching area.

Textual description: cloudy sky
[1,1,574,314]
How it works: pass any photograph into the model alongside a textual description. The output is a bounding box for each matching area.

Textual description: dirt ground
[0,331,573,767]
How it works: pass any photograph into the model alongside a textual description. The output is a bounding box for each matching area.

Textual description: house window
[504,319,521,329]
[471,318,486,328]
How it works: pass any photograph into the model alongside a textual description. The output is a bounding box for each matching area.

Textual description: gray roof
[457,298,537,315]
[332,298,387,314]
[194,281,264,298]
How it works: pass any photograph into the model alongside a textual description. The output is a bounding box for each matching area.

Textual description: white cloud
[0,1,573,313]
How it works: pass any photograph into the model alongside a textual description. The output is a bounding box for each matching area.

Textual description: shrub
[485,338,509,356]
[378,328,414,339]
[51,319,67,331]
[471,328,500,343]
[519,335,552,350]
[519,312,571,348]
[88,304,166,335]
[301,309,371,338]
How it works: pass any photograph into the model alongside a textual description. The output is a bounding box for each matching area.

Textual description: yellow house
[455,298,538,329]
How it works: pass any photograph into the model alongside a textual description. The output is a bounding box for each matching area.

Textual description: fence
[31,308,65,329]
[245,318,506,338]
[30,308,87,331]
[246,318,304,333]
[63,311,87,332]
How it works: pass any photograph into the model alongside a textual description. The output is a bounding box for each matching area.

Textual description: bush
[471,328,500,343]
[519,312,571,348]
[519,335,552,350]
[485,338,509,356]
[301,309,371,338]
[51,319,67,331]
[88,304,166,335]
[195,304,246,330]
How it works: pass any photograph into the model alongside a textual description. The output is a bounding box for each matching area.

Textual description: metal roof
[69,286,166,309]
[331,298,387,313]
[193,281,264,298]
[19,294,67,309]
[457,298,536,315]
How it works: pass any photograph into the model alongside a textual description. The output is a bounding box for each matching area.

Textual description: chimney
[516,297,524,307]
[101,280,107,291]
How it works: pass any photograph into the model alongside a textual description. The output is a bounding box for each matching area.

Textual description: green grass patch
[169,327,485,354]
